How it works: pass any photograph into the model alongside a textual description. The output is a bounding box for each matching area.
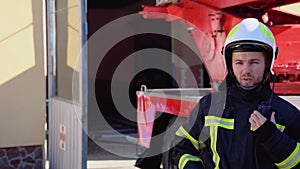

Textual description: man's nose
[243,64,251,73]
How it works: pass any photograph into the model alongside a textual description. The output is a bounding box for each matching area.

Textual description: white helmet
[222,18,278,75]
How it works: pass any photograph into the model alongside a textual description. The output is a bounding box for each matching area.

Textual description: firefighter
[172,18,300,169]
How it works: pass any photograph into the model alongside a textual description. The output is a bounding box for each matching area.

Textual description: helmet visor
[226,40,273,54]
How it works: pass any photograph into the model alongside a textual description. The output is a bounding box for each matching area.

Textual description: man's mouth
[241,77,252,83]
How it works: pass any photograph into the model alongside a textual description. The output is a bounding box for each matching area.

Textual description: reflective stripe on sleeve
[276,124,285,132]
[275,142,300,169]
[178,153,202,169]
[250,123,286,132]
[176,126,206,150]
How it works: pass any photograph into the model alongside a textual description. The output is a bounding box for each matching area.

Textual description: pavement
[45,129,141,169]
[86,130,140,169]
[87,160,138,169]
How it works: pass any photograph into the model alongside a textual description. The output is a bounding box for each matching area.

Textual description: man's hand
[249,110,267,131]
[249,110,276,131]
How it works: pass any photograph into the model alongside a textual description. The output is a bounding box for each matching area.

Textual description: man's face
[232,51,266,86]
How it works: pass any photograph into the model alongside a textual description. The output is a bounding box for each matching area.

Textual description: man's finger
[253,110,265,119]
[270,112,276,124]
[252,110,266,122]
[250,110,267,131]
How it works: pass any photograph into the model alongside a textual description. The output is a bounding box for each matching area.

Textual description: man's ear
[264,53,271,69]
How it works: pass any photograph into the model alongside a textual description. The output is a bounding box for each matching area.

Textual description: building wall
[0,146,43,168]
[56,0,81,101]
[0,0,45,148]
[280,2,300,14]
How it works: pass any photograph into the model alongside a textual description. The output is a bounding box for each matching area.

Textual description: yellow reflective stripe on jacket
[176,126,206,150]
[276,124,286,132]
[205,116,234,169]
[210,126,220,169]
[204,116,234,129]
[178,153,202,169]
[275,142,300,169]
[250,123,286,132]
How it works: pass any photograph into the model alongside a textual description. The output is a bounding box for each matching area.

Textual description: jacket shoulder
[272,95,299,114]
[199,91,226,116]
[272,95,300,129]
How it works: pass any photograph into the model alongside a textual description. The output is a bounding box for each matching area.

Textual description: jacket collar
[227,83,270,102]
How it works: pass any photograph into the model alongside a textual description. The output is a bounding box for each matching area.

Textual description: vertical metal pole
[46,0,56,167]
[78,0,88,168]
[47,0,56,98]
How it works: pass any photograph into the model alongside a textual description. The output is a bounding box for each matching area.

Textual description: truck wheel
[162,116,186,169]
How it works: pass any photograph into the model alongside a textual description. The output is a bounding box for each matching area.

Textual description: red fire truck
[136,0,300,168]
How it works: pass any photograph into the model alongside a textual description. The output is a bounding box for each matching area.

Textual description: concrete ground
[45,130,141,169]
[87,131,140,169]
[87,160,138,169]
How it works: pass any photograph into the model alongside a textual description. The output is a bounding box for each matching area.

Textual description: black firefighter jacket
[172,84,300,169]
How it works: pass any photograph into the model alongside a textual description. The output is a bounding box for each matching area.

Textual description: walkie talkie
[257,74,276,120]
[257,101,272,119]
